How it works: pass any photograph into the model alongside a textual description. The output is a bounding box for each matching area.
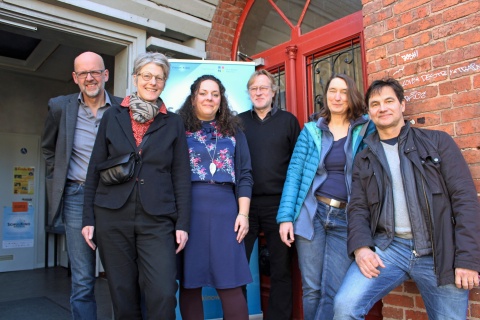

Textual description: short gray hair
[132,52,170,80]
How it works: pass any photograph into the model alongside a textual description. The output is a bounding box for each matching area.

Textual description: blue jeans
[295,201,352,320]
[63,181,97,320]
[333,237,469,320]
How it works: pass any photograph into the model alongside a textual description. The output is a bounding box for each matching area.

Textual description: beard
[81,80,104,98]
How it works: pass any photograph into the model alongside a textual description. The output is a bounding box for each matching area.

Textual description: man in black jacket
[333,78,480,319]
[239,70,300,319]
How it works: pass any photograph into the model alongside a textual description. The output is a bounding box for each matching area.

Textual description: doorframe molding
[0,0,147,96]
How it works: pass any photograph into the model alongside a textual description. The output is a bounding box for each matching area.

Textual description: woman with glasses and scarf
[177,75,253,320]
[82,52,190,319]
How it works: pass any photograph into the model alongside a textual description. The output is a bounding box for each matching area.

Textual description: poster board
[162,59,255,114]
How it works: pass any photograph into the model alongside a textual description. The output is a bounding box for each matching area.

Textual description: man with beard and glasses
[42,51,122,319]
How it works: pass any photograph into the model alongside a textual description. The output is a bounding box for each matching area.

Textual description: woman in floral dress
[177,74,253,320]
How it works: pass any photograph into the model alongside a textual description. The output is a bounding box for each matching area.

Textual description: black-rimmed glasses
[75,70,105,79]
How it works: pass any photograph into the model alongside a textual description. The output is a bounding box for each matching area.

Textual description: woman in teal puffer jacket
[277,74,375,320]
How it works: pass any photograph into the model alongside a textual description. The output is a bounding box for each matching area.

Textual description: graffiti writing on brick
[393,66,405,76]
[450,63,480,75]
[400,62,480,87]
[400,50,418,62]
[421,70,448,82]
[402,76,421,86]
[404,90,427,102]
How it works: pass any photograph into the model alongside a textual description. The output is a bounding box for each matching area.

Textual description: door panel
[0,133,42,272]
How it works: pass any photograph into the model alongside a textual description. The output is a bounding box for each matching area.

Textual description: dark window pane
[301,0,362,34]
[269,66,286,110]
[238,0,362,57]
[307,42,363,115]
[0,30,40,60]
[238,1,291,57]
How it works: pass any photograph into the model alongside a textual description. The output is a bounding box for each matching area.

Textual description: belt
[315,195,347,209]
[67,179,85,185]
[192,181,234,186]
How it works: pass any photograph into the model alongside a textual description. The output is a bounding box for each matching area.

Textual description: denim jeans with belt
[63,181,97,320]
[333,237,469,320]
[295,201,352,320]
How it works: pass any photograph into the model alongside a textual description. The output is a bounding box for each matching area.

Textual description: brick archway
[206,0,246,60]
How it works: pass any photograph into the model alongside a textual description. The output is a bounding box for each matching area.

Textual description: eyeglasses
[75,70,105,79]
[248,86,271,94]
[137,72,166,83]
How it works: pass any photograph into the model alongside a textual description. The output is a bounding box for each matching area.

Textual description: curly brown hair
[177,74,242,135]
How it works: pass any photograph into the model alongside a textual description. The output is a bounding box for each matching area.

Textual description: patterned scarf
[128,92,159,123]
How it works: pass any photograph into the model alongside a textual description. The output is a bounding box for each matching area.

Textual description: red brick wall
[363,0,480,318]
[206,0,246,60]
[382,281,480,319]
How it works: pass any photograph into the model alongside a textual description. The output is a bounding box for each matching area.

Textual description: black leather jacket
[348,122,480,286]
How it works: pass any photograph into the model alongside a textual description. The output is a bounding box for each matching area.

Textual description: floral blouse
[186,121,236,184]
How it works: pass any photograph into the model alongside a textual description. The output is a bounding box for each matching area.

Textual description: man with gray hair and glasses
[239,69,300,319]
[42,51,122,319]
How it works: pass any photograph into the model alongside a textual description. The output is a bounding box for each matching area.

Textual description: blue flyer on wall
[2,206,34,249]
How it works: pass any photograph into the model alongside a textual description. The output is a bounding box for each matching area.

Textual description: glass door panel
[307,41,363,116]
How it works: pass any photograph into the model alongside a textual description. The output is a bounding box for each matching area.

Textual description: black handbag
[96,135,150,186]
[97,152,136,185]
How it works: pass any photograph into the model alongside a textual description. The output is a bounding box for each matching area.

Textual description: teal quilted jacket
[277,116,374,227]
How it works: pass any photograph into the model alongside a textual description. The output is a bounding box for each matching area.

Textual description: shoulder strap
[137,134,150,153]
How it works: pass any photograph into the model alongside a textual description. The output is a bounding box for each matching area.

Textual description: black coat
[348,122,480,286]
[82,104,191,232]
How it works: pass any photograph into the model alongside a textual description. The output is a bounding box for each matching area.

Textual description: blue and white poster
[162,59,255,114]
[3,206,34,249]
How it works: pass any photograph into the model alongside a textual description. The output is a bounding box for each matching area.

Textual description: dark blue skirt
[181,183,252,289]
